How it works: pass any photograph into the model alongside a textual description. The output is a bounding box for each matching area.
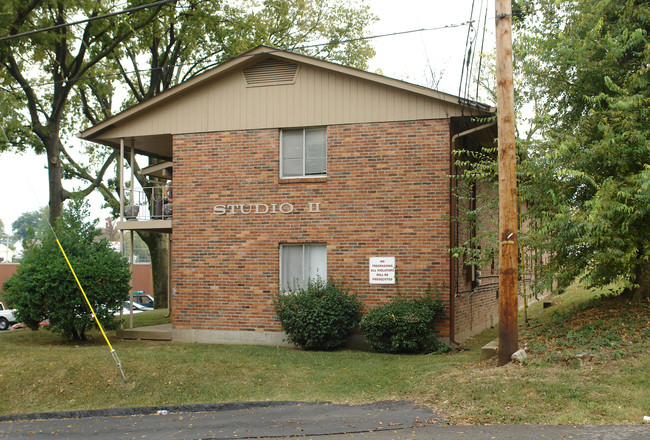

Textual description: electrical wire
[18,20,474,89]
[463,0,484,101]
[0,18,477,147]
[456,0,496,120]
[0,0,176,43]
[475,3,488,101]
[458,0,476,100]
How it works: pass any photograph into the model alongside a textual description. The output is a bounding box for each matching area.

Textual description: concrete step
[481,339,498,360]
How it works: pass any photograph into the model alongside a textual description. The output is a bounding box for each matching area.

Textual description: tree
[517,0,650,299]
[11,207,49,242]
[1,0,375,309]
[70,0,376,308]
[0,219,12,261]
[0,1,167,226]
[3,198,131,340]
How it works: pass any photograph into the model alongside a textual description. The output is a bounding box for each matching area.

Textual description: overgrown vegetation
[1,283,649,424]
[517,0,650,299]
[3,199,131,340]
[273,278,362,350]
[449,125,499,275]
[360,295,448,354]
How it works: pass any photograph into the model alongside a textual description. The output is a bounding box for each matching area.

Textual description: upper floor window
[280,128,326,178]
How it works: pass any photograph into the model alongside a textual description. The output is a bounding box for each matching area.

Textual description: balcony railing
[123,186,172,221]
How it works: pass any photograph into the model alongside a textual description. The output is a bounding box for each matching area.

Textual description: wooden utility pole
[495,0,519,366]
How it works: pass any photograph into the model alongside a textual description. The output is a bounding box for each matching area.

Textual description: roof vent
[243,57,299,87]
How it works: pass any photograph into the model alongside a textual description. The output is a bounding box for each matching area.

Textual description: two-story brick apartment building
[80,45,499,346]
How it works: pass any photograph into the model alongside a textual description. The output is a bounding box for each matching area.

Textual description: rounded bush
[273,279,362,350]
[3,199,131,341]
[360,296,447,354]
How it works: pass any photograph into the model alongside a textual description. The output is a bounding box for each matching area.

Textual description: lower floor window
[280,244,327,291]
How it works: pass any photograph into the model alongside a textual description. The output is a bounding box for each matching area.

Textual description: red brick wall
[131,263,154,296]
[1,263,153,302]
[0,264,18,304]
[172,120,453,337]
[452,177,501,341]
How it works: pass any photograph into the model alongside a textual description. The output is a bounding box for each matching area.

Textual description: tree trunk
[138,231,169,309]
[45,136,65,225]
[630,258,650,301]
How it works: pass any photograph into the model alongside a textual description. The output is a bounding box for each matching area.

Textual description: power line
[0,19,478,143]
[0,0,475,90]
[296,21,473,50]
[0,0,176,43]
[475,3,488,101]
[25,20,474,89]
[458,0,477,100]
[464,0,486,100]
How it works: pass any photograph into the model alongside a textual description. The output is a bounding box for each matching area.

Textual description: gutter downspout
[449,120,496,344]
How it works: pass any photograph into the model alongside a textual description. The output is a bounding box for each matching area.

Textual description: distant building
[79,45,502,345]
[0,241,22,263]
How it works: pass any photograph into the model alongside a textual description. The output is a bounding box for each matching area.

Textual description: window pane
[305,129,326,175]
[283,158,302,177]
[282,130,303,159]
[281,245,303,291]
[282,130,303,177]
[305,244,327,283]
[281,244,327,291]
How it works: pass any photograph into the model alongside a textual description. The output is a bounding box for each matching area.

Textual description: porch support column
[119,138,125,328]
[119,138,125,223]
[129,140,136,329]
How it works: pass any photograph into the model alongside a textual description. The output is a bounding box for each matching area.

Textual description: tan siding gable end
[89,64,465,142]
[80,46,489,149]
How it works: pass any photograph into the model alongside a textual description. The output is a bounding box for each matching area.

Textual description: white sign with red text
[369,257,395,284]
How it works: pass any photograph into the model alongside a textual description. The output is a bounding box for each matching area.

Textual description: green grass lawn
[1,285,648,425]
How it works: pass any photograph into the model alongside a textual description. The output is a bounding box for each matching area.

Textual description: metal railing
[123,186,172,221]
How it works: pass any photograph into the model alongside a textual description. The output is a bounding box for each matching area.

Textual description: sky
[0,0,495,236]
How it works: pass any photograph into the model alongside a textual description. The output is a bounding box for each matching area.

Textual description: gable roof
[79,45,493,159]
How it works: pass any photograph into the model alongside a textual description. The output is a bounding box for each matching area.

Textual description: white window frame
[279,243,327,292]
[280,127,327,178]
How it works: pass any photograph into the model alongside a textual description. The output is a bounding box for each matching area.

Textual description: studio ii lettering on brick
[213,202,322,215]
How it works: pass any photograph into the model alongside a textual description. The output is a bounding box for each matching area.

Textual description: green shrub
[360,295,447,354]
[3,199,131,341]
[273,279,362,350]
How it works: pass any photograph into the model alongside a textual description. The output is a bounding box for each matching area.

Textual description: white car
[124,301,153,312]
[130,293,154,309]
[113,301,147,316]
[0,302,17,331]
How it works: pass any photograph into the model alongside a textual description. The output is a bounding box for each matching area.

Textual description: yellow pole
[54,238,126,379]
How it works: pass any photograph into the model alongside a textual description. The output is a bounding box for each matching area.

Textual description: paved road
[1,401,648,440]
